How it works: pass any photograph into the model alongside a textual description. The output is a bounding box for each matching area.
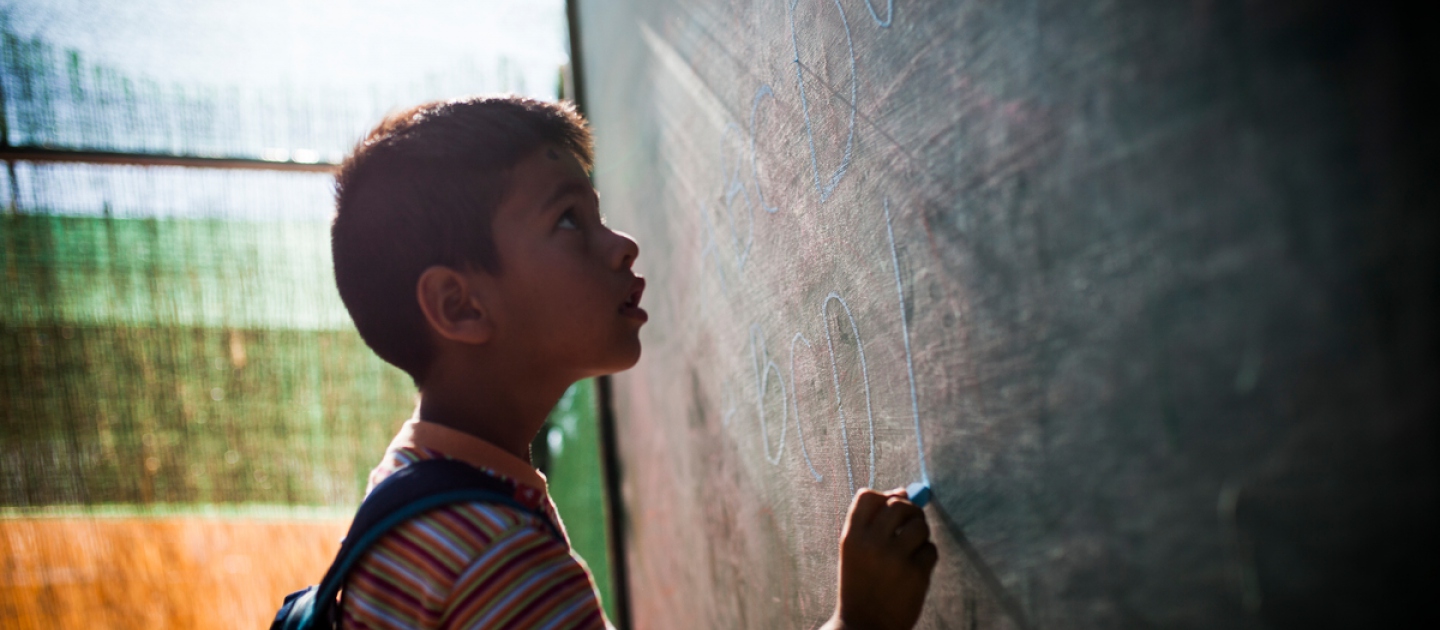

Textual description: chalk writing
[885,198,930,485]
[750,324,789,465]
[687,4,933,498]
[789,332,826,481]
[697,200,728,292]
[823,292,877,492]
[789,0,858,203]
[705,197,938,492]
[720,122,756,268]
[864,0,893,27]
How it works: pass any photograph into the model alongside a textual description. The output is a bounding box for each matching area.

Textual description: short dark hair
[332,96,593,385]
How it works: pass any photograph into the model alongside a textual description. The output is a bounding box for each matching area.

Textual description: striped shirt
[340,419,609,629]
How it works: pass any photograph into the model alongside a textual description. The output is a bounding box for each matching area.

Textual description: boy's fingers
[848,488,890,528]
[913,541,939,571]
[893,516,931,552]
[873,497,925,536]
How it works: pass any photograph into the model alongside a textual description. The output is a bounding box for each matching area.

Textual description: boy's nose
[610,229,640,271]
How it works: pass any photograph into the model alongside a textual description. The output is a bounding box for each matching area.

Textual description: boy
[330,96,936,629]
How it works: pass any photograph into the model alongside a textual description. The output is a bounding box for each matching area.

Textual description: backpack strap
[273,458,562,630]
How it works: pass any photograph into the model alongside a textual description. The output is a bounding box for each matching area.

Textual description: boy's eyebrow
[542,181,595,209]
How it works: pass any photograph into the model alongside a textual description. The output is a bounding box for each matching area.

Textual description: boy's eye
[557,210,579,230]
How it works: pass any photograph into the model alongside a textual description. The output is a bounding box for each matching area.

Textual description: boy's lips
[621,277,648,322]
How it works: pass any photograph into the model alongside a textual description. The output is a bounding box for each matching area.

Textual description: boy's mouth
[621,277,648,323]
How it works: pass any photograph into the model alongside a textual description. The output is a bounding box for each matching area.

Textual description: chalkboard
[572,1,1438,628]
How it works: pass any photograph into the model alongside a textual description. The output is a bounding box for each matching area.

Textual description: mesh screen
[0,5,560,512]
[0,165,413,510]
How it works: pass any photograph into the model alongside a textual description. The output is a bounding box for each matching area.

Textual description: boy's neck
[414,368,571,465]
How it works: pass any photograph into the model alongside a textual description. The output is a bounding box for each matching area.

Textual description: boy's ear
[416,265,494,345]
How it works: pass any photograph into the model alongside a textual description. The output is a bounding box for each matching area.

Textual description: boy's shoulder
[343,501,601,628]
[342,446,604,629]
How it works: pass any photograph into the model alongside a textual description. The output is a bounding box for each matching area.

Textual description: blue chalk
[905,481,932,508]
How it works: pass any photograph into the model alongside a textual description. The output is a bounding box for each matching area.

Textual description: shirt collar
[385,418,548,494]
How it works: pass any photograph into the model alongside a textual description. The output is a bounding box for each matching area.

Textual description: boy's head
[333,96,645,387]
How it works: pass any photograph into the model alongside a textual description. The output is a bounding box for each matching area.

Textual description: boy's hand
[822,488,938,630]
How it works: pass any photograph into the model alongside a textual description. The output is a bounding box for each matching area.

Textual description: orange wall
[1,517,347,628]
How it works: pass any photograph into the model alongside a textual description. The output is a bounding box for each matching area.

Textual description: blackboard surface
[574,1,1439,628]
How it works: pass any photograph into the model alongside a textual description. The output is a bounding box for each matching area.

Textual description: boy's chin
[608,343,642,373]
[607,340,643,373]
[581,341,642,378]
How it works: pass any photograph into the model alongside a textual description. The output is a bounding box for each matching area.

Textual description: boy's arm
[821,488,939,630]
